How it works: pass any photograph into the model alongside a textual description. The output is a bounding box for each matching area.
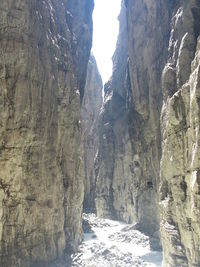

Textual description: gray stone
[95,0,169,249]
[0,0,93,266]
[81,54,103,212]
[160,1,200,266]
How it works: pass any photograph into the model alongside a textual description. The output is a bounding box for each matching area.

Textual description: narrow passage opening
[78,1,163,267]
[92,0,121,84]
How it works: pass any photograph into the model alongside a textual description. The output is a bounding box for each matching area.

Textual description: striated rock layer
[0,0,93,266]
[81,55,102,212]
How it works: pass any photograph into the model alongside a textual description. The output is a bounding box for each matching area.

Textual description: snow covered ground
[52,213,163,267]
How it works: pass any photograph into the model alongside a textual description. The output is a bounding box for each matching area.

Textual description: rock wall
[95,0,200,265]
[160,1,200,266]
[81,55,102,211]
[0,0,93,266]
[95,2,132,221]
[124,0,171,241]
[95,0,170,248]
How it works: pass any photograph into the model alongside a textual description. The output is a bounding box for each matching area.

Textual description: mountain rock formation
[93,0,200,265]
[160,1,200,266]
[95,0,169,248]
[95,2,135,224]
[81,55,102,212]
[1,0,200,266]
[0,0,93,266]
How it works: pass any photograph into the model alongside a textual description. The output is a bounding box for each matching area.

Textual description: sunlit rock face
[81,55,102,212]
[0,0,93,266]
[160,1,200,266]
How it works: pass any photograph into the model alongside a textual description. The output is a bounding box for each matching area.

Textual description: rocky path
[52,213,162,267]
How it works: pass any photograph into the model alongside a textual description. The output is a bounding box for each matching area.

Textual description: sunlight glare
[92,0,121,84]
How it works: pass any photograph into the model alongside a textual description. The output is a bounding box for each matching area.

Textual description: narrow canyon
[0,0,200,267]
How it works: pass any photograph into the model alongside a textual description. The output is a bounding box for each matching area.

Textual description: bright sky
[92,0,121,84]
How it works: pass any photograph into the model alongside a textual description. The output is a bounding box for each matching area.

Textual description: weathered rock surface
[84,0,200,265]
[2,0,200,266]
[95,2,200,263]
[81,55,102,211]
[95,0,170,249]
[160,1,200,266]
[95,2,133,222]
[0,0,93,266]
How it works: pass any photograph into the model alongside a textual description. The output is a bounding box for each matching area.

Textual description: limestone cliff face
[0,0,93,266]
[81,55,102,211]
[160,1,200,266]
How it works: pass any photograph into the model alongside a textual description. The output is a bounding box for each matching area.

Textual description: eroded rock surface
[95,0,170,249]
[95,2,131,222]
[95,2,200,264]
[85,0,200,266]
[160,1,200,266]
[81,55,102,211]
[0,0,93,266]
[1,0,200,266]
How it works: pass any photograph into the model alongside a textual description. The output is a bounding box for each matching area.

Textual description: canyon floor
[52,213,163,267]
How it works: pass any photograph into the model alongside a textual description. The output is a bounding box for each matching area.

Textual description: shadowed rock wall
[81,55,102,212]
[95,2,132,222]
